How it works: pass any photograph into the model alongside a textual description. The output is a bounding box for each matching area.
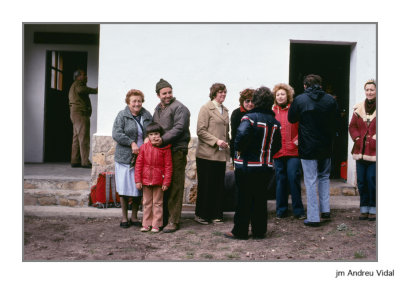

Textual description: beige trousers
[70,111,90,165]
[142,185,164,228]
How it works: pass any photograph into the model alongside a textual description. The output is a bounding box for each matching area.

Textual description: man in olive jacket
[152,79,191,233]
[68,69,98,168]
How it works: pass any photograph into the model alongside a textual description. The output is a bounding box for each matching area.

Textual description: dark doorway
[44,51,88,162]
[289,42,351,179]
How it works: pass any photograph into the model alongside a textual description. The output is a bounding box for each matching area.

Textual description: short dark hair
[303,74,322,88]
[252,86,274,110]
[209,83,226,100]
[145,122,164,136]
[239,88,255,108]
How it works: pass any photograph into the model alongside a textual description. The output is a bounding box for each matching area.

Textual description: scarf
[365,98,376,115]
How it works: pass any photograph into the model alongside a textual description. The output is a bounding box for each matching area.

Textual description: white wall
[97,23,376,185]
[24,24,99,162]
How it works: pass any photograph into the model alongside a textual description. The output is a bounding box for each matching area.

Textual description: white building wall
[97,23,376,185]
[24,24,99,163]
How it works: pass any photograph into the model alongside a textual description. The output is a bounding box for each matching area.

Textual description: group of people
[69,71,376,238]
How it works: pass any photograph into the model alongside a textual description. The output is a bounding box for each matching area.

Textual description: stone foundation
[91,135,355,205]
[91,135,201,204]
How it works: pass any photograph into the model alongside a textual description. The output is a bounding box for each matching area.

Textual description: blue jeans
[274,157,305,217]
[301,158,331,222]
[356,160,376,214]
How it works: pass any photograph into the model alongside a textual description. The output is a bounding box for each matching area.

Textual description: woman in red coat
[135,122,173,232]
[349,79,376,221]
[272,83,305,219]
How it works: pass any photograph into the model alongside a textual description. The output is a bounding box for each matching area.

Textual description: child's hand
[136,183,142,190]
[162,185,168,191]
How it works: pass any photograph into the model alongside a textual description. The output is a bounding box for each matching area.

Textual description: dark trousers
[162,150,187,226]
[356,160,376,212]
[231,168,273,238]
[195,157,226,221]
[274,157,305,217]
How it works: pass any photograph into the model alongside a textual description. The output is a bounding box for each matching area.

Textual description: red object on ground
[340,161,347,180]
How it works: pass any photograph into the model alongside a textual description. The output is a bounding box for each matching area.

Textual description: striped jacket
[234,108,281,170]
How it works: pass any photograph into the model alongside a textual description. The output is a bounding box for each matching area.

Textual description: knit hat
[156,78,172,93]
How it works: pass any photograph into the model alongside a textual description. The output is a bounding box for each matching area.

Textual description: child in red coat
[135,122,173,233]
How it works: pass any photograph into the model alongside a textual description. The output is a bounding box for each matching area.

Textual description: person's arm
[134,147,144,190]
[348,112,361,141]
[112,113,135,147]
[76,81,98,95]
[160,104,190,145]
[288,100,299,123]
[291,122,299,146]
[196,106,219,146]
[162,148,173,190]
[234,116,253,153]
[270,123,282,158]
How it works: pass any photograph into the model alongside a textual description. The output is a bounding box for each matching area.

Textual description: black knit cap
[156,78,172,93]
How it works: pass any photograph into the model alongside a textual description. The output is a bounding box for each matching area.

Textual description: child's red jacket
[134,142,173,187]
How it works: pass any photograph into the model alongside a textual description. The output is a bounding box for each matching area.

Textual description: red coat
[134,142,173,187]
[272,104,299,159]
[348,101,376,162]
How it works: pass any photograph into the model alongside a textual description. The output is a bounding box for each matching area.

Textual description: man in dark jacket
[288,74,338,227]
[152,79,191,233]
[225,86,281,239]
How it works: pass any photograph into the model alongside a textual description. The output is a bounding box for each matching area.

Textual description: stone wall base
[91,135,202,204]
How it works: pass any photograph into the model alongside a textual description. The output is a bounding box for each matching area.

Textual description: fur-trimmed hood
[353,101,376,122]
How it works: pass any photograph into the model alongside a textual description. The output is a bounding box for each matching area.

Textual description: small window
[50,51,63,91]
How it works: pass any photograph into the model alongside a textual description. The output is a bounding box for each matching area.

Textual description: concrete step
[24,178,91,190]
[23,163,357,209]
[24,177,91,208]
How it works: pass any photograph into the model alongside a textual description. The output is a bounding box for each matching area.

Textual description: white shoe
[194,215,209,225]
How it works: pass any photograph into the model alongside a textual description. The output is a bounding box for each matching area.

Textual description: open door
[289,42,351,179]
[44,51,88,162]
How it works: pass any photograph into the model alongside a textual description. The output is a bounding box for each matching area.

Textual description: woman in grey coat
[112,89,152,228]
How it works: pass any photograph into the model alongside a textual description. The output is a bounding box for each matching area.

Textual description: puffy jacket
[348,101,376,162]
[134,142,173,187]
[288,85,339,160]
[272,104,299,158]
[234,108,282,171]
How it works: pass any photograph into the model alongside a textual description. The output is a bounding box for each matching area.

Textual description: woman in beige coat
[195,83,230,225]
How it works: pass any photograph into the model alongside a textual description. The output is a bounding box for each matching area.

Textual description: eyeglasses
[244,99,253,104]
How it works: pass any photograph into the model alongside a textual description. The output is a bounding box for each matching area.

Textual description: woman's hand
[136,183,142,190]
[217,139,229,149]
[131,142,139,155]
[162,185,168,191]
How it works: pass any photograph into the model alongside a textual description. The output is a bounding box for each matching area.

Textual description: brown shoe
[163,223,178,233]
[368,214,376,221]
[359,213,369,220]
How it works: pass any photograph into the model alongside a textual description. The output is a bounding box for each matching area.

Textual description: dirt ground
[24,209,376,261]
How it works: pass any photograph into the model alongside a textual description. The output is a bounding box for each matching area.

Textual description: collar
[212,99,222,109]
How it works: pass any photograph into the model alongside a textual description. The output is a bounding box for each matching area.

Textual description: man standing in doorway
[288,74,338,227]
[68,69,98,168]
[153,79,191,233]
